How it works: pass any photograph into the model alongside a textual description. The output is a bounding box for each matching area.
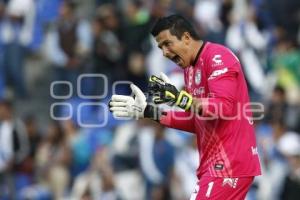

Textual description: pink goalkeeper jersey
[160,42,261,178]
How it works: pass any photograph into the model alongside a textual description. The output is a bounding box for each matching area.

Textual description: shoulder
[200,42,241,79]
[205,42,239,62]
[203,42,240,71]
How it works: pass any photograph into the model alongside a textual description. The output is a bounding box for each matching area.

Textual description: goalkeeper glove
[109,84,161,120]
[148,72,193,110]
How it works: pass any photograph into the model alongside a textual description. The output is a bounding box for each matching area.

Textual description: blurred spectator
[122,0,152,54]
[277,132,300,200]
[22,115,41,164]
[44,0,92,97]
[92,4,123,84]
[194,0,225,43]
[172,0,196,22]
[29,0,62,51]
[96,0,119,7]
[0,99,15,199]
[112,120,145,200]
[71,148,119,200]
[148,0,171,21]
[256,120,290,200]
[264,85,289,125]
[35,121,71,199]
[0,99,29,199]
[139,122,175,200]
[172,136,198,199]
[225,1,268,96]
[0,1,5,99]
[266,0,300,43]
[13,114,41,196]
[62,119,92,178]
[0,0,36,98]
[37,0,62,23]
[127,52,148,91]
[270,29,300,105]
[220,0,234,33]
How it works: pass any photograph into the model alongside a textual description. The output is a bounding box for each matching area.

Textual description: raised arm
[109,84,195,133]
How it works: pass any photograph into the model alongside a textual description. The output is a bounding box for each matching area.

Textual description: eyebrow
[158,40,168,49]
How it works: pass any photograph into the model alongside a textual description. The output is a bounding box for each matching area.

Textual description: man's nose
[162,47,171,58]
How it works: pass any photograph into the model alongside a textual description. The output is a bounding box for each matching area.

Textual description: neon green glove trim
[175,90,193,110]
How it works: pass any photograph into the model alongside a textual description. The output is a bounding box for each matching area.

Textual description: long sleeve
[160,111,195,133]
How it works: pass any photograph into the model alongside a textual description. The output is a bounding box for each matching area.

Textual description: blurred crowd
[0,0,299,199]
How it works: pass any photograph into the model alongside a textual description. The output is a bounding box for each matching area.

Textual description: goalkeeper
[110,15,261,200]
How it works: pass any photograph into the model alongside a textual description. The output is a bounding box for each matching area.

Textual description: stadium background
[0,0,299,199]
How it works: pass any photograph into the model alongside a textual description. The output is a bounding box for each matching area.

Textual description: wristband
[144,104,166,121]
[175,90,193,110]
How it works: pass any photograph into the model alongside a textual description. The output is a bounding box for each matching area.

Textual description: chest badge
[195,69,201,85]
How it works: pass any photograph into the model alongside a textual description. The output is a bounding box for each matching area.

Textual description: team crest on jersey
[195,69,201,85]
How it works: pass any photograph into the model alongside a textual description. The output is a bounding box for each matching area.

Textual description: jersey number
[206,181,214,197]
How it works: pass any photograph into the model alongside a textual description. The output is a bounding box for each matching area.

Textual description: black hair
[151,14,200,40]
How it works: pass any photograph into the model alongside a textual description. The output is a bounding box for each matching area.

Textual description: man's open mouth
[172,55,181,64]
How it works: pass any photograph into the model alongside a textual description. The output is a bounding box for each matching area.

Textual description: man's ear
[182,32,192,45]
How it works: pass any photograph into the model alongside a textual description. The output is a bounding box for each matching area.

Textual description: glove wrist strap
[144,104,164,121]
[175,90,193,110]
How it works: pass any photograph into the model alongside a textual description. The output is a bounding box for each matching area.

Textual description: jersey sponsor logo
[195,69,201,85]
[214,160,224,170]
[222,178,238,188]
[193,87,205,96]
[208,68,228,80]
[214,163,224,170]
[212,55,223,66]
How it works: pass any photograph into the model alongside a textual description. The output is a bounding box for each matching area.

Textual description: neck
[190,40,203,66]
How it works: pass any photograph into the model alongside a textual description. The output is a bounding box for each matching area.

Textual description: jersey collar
[192,41,206,67]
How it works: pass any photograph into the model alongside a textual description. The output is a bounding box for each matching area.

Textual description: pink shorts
[190,176,254,200]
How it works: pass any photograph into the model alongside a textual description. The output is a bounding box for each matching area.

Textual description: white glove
[109,84,147,119]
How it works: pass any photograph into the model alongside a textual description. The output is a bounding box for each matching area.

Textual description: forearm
[190,97,234,118]
[143,103,195,133]
[159,111,195,133]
